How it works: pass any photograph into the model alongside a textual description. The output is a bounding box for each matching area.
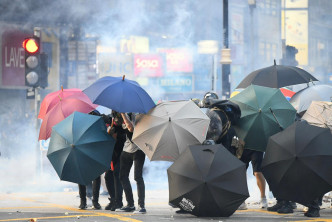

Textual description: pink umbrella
[38,87,93,120]
[38,96,98,140]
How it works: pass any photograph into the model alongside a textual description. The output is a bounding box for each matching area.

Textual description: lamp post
[220,0,232,99]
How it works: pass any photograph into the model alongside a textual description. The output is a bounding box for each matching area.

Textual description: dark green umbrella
[168,144,249,217]
[229,85,296,151]
[47,111,115,185]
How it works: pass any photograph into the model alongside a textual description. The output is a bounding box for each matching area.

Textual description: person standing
[116,113,147,214]
[104,111,126,211]
[78,177,101,210]
[238,149,267,210]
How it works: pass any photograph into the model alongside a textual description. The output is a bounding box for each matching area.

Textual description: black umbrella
[262,120,332,206]
[168,144,249,217]
[236,60,318,89]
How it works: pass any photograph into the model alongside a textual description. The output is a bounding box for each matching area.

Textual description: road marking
[0,206,53,210]
[8,195,143,222]
[0,214,96,221]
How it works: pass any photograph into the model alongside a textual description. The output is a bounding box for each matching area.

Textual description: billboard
[158,48,193,73]
[98,53,133,78]
[158,75,193,93]
[134,54,163,77]
[1,30,29,87]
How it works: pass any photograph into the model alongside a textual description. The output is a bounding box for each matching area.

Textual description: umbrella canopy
[302,101,332,133]
[132,100,210,161]
[280,88,295,101]
[168,144,249,217]
[229,85,296,151]
[38,87,91,120]
[83,75,155,114]
[39,97,98,141]
[47,112,115,186]
[289,84,332,116]
[262,121,332,206]
[236,60,318,89]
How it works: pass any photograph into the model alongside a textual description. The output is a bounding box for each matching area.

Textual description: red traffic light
[23,38,39,54]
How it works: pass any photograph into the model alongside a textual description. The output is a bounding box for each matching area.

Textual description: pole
[221,0,231,99]
[34,87,41,178]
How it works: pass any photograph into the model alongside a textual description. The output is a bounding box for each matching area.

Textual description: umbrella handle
[269,107,283,131]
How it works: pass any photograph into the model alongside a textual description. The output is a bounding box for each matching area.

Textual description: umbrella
[261,120,332,206]
[229,85,296,151]
[289,84,332,116]
[38,87,92,120]
[38,97,98,140]
[236,60,318,89]
[168,144,249,217]
[302,101,332,132]
[47,112,115,186]
[280,88,295,101]
[132,100,210,161]
[83,75,155,114]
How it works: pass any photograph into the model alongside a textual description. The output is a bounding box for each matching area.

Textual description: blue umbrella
[83,75,155,113]
[47,111,115,185]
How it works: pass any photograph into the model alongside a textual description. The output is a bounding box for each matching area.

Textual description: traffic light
[280,45,298,66]
[22,36,49,88]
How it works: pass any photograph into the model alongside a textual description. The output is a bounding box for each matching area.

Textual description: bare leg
[254,172,266,198]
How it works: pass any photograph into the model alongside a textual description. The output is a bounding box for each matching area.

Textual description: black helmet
[204,92,219,100]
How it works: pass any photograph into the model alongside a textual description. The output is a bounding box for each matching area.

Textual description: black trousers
[119,150,145,207]
[105,160,123,204]
[78,176,101,202]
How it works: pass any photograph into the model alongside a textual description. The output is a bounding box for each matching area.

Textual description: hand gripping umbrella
[236,60,318,89]
[38,96,98,141]
[47,112,115,186]
[83,75,155,114]
[132,100,210,161]
[168,144,249,217]
[290,84,332,116]
[38,87,91,120]
[262,121,332,206]
[229,85,297,151]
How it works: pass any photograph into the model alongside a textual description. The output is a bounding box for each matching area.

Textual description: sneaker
[111,202,123,211]
[238,202,247,210]
[115,205,135,212]
[260,198,268,208]
[92,201,102,210]
[277,204,293,214]
[78,200,87,210]
[105,198,114,211]
[267,201,283,212]
[134,206,147,214]
[105,201,113,211]
[304,208,320,217]
[303,206,309,212]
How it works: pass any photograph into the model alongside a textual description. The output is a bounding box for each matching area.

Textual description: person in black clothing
[78,110,104,210]
[104,111,126,211]
[116,113,147,214]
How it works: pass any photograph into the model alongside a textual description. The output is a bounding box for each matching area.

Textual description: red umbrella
[38,87,93,120]
[38,97,98,140]
[280,87,295,101]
